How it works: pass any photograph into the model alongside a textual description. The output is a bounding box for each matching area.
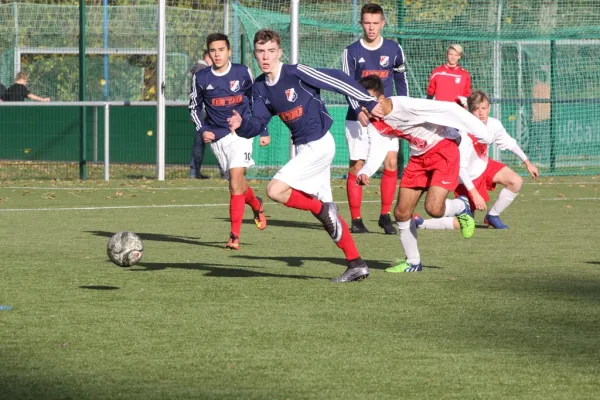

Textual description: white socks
[397,219,420,265]
[443,198,466,217]
[488,188,519,216]
[419,217,456,230]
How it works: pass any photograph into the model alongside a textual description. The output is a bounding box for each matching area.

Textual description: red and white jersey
[358,96,493,178]
[426,64,471,103]
[458,117,527,188]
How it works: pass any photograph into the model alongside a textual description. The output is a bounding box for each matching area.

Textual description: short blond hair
[15,71,29,81]
[447,44,464,57]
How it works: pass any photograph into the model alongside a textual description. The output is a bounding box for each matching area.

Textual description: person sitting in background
[2,72,50,102]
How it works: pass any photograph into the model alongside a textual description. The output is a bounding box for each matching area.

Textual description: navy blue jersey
[342,37,408,121]
[189,62,267,141]
[237,63,377,145]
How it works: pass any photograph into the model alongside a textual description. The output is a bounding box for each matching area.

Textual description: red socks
[244,186,261,211]
[346,172,362,220]
[380,169,397,215]
[285,189,360,261]
[336,217,360,261]
[284,189,323,214]
[229,194,245,237]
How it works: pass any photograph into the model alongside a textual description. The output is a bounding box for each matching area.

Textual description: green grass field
[1,176,599,399]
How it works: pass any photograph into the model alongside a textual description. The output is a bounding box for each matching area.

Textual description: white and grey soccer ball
[107,231,144,267]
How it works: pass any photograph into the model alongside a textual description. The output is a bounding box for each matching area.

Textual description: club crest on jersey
[380,56,389,67]
[455,77,461,84]
[230,80,240,92]
[285,88,298,102]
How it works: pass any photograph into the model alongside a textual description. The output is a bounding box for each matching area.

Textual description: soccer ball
[107,231,144,267]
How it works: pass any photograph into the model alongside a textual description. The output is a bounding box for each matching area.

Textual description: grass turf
[1,176,599,399]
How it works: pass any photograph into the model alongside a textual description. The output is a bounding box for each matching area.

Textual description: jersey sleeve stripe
[341,50,360,109]
[297,64,374,103]
[188,74,203,130]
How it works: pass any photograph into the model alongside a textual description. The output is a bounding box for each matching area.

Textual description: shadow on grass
[230,254,441,271]
[79,285,120,290]
[86,230,227,249]
[585,261,600,265]
[214,217,323,231]
[133,261,328,280]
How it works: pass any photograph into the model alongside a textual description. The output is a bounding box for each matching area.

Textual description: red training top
[426,64,471,103]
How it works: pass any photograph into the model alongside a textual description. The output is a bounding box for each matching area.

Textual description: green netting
[236,0,600,176]
[0,2,222,101]
[1,1,600,180]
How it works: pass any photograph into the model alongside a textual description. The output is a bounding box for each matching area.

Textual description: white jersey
[358,96,493,178]
[458,117,528,189]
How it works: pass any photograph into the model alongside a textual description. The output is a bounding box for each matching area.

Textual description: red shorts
[454,158,506,210]
[400,139,460,191]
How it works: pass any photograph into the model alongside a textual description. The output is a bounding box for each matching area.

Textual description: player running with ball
[356,75,493,272]
[189,33,270,250]
[228,29,384,283]
[415,90,540,230]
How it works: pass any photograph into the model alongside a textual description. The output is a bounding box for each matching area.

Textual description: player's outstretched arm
[295,64,378,115]
[524,160,540,179]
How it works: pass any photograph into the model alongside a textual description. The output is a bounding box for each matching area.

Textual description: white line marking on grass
[524,181,600,186]
[0,200,383,213]
[541,197,600,201]
[0,203,232,212]
[0,186,233,191]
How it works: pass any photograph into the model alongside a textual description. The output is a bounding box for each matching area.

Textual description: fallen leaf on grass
[115,191,123,197]
[57,342,71,348]
[567,205,572,209]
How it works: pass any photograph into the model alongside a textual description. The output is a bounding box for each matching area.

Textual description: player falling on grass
[189,33,270,250]
[415,90,540,230]
[342,3,408,235]
[228,29,384,283]
[355,75,493,272]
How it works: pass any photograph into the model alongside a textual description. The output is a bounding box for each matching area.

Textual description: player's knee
[266,181,286,203]
[424,202,444,218]
[383,154,397,171]
[394,207,411,222]
[349,160,364,174]
[510,175,524,192]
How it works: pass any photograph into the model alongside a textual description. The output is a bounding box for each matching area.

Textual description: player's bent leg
[485,167,521,229]
[417,216,459,230]
[423,186,450,218]
[378,152,398,235]
[426,186,474,239]
[347,159,368,233]
[387,188,423,273]
[267,179,293,205]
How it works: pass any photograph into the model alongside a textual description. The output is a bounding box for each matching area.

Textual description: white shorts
[274,132,335,202]
[345,120,399,161]
[209,133,254,180]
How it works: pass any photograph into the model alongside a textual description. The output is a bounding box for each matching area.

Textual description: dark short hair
[202,49,209,58]
[206,33,230,50]
[254,29,281,46]
[361,3,385,21]
[467,90,490,112]
[359,74,384,97]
